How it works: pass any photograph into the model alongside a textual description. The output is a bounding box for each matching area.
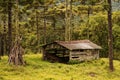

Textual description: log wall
[70,50,99,61]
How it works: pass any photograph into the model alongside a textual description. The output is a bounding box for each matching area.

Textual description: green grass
[0,54,120,80]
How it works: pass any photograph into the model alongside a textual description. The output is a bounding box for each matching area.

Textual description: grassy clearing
[0,54,120,80]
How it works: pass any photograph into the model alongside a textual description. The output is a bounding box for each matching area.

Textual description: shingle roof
[55,40,102,50]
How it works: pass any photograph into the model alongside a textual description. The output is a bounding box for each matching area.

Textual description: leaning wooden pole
[107,0,114,71]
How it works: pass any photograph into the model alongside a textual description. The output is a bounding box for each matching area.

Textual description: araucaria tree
[8,0,25,65]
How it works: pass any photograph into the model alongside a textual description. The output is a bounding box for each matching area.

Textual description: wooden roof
[42,40,102,50]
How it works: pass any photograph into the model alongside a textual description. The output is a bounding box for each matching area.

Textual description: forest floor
[0,54,120,80]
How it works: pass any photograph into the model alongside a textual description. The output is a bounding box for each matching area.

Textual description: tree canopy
[0,0,120,61]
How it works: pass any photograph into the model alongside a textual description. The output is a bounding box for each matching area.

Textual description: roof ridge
[56,39,91,43]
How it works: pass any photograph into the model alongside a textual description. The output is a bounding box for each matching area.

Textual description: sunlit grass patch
[0,54,120,80]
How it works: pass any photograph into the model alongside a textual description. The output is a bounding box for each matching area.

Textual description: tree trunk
[8,0,12,54]
[15,0,19,37]
[3,16,7,55]
[8,37,25,65]
[0,36,1,59]
[65,0,70,41]
[36,9,40,53]
[44,6,47,44]
[70,0,73,40]
[8,0,25,65]
[107,0,114,71]
[1,35,4,56]
[0,34,4,58]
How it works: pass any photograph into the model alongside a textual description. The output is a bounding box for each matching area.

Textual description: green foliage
[102,2,110,11]
[0,54,120,80]
[72,12,120,58]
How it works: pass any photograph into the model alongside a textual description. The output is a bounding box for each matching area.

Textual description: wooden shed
[42,40,102,63]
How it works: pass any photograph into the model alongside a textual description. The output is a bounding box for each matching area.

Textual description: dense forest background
[0,0,120,59]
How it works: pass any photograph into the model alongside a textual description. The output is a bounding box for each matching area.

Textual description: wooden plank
[70,50,100,61]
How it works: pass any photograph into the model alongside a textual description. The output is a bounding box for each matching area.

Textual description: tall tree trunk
[70,0,73,40]
[16,0,19,37]
[0,34,1,59]
[52,17,56,30]
[36,9,40,53]
[65,0,70,41]
[3,19,7,55]
[87,6,92,39]
[8,0,25,65]
[107,0,114,71]
[0,34,4,57]
[44,6,46,44]
[8,0,12,54]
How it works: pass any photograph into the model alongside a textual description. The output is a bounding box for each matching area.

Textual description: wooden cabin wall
[92,50,99,59]
[70,50,100,61]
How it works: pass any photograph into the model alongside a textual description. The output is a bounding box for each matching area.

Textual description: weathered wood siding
[70,50,99,61]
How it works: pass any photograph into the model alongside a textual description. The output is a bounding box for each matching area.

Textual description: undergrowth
[0,54,120,80]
